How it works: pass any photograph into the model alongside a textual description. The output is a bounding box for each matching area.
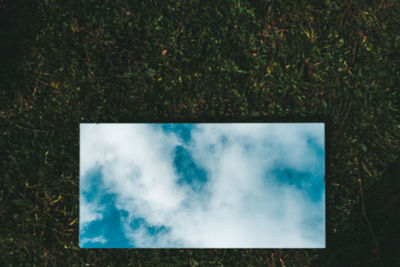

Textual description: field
[1,0,399,266]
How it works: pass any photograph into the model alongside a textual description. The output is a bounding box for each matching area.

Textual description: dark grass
[1,0,399,266]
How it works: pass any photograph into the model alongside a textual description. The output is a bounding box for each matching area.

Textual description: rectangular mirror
[80,123,325,248]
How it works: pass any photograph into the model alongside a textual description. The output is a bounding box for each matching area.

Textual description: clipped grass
[1,0,399,266]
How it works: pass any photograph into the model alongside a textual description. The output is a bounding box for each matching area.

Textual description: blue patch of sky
[81,169,132,248]
[82,196,132,248]
[81,193,132,248]
[81,166,173,248]
[125,217,175,248]
[271,168,324,202]
[268,137,325,202]
[156,123,209,193]
[129,217,169,236]
[81,166,104,203]
[306,136,324,157]
[160,123,197,144]
[173,145,208,192]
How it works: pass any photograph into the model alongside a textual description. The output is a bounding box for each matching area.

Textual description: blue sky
[80,123,325,248]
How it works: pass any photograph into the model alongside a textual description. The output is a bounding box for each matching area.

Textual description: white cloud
[80,235,107,247]
[80,123,325,248]
[80,195,104,230]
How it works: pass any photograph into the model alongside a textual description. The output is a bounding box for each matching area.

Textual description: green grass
[1,0,399,266]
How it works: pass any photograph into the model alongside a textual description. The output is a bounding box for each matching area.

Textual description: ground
[0,0,399,266]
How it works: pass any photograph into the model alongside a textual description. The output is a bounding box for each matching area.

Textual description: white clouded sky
[80,123,325,248]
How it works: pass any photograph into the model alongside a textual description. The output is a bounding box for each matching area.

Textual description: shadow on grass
[313,153,400,267]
